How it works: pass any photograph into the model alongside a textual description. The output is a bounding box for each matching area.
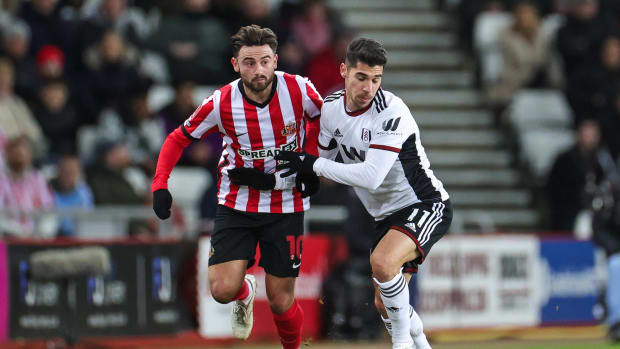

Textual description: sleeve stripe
[181,124,200,141]
[370,144,401,153]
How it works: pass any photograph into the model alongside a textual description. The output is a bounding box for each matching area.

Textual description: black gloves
[296,172,320,198]
[153,189,172,219]
[275,151,317,177]
[228,167,276,190]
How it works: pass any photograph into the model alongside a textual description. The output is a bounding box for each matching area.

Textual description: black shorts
[373,200,452,274]
[209,205,304,277]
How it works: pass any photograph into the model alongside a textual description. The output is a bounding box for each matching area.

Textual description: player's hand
[275,151,317,177]
[153,189,172,219]
[228,167,276,190]
[296,172,320,198]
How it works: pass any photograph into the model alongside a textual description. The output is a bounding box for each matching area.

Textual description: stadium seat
[518,129,574,179]
[473,12,512,86]
[507,89,573,134]
[168,167,212,208]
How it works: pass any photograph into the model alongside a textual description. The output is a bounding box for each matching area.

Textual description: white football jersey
[317,88,449,220]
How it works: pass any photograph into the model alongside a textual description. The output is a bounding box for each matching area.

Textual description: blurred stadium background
[1,0,620,348]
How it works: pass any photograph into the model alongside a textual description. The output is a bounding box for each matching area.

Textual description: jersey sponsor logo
[281,122,297,137]
[334,128,343,138]
[382,117,401,131]
[361,128,371,143]
[238,139,298,160]
[340,144,366,161]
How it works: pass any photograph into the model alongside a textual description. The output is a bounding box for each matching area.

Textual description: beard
[243,73,274,94]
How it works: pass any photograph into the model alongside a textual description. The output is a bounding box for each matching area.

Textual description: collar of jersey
[238,76,278,108]
[343,91,373,117]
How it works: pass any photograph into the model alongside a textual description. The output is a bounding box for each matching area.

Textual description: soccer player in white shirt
[277,38,452,349]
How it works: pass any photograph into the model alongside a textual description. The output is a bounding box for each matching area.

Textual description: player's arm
[313,147,399,190]
[152,94,220,219]
[299,76,323,156]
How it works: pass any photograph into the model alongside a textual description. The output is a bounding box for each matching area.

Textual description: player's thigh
[372,229,420,269]
[257,211,305,278]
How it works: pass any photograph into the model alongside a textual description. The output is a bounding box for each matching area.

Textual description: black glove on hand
[153,189,172,220]
[296,172,320,198]
[228,167,276,190]
[275,151,317,177]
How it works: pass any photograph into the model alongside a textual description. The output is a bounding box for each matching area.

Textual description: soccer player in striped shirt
[151,25,322,349]
[277,38,452,349]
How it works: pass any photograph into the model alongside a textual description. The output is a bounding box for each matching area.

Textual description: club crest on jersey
[361,128,371,143]
[281,122,297,137]
[238,138,298,160]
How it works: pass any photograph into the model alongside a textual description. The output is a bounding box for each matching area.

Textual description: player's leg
[208,205,259,339]
[371,229,418,349]
[375,273,431,349]
[266,274,303,349]
[258,211,305,349]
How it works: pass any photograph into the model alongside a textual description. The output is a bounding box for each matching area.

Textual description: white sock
[374,272,413,346]
[241,278,254,306]
[382,306,431,349]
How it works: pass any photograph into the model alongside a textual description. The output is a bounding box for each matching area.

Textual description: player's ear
[340,63,347,78]
[231,57,240,73]
[273,53,278,69]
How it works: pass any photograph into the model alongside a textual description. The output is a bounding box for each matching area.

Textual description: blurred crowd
[456,0,620,337]
[456,0,620,235]
[0,0,353,238]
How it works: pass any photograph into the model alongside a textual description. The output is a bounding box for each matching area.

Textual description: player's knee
[210,279,238,304]
[268,293,294,314]
[370,252,399,281]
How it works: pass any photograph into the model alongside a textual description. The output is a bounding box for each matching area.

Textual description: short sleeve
[182,91,221,140]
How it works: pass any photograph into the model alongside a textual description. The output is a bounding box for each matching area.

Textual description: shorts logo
[292,262,301,269]
[238,139,298,160]
[209,246,214,258]
[281,122,297,137]
[361,128,371,143]
[405,222,417,232]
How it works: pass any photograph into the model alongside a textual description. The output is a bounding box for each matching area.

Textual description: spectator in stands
[86,141,144,205]
[556,0,617,79]
[547,120,605,231]
[567,36,620,124]
[290,0,344,58]
[0,57,47,157]
[31,78,79,159]
[147,0,232,84]
[98,83,164,175]
[50,154,93,237]
[18,0,73,58]
[457,0,507,55]
[156,80,220,167]
[304,30,352,96]
[0,135,54,236]
[1,18,38,102]
[85,29,147,112]
[488,1,563,105]
[74,0,150,68]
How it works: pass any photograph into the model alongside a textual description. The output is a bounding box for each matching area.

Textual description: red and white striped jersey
[182,71,323,213]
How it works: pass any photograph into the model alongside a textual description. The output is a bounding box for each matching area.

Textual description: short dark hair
[346,38,387,68]
[231,25,278,57]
